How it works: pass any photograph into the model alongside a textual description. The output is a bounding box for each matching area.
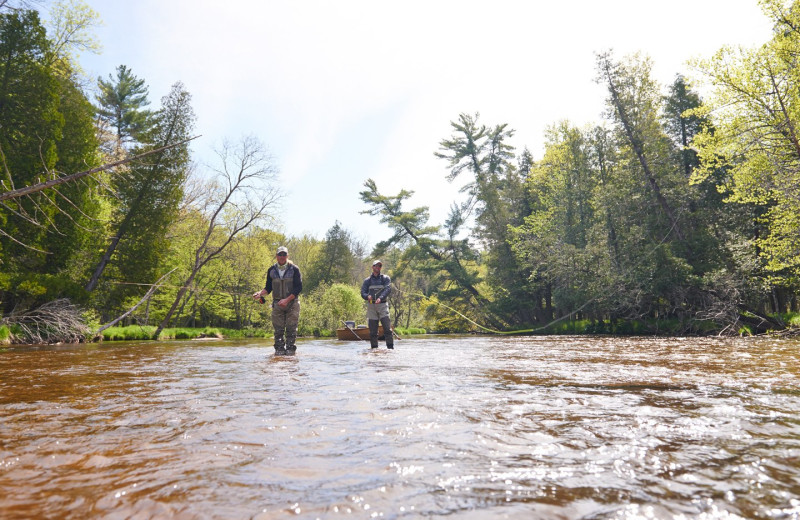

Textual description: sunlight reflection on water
[1,335,799,519]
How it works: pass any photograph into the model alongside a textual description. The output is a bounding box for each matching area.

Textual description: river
[1,335,799,519]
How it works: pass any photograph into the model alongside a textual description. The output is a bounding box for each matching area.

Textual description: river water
[1,335,799,519]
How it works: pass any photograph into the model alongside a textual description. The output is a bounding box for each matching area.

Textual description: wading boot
[274,333,286,355]
[285,330,297,356]
[381,316,394,349]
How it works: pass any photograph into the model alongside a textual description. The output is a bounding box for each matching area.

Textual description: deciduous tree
[153,135,281,338]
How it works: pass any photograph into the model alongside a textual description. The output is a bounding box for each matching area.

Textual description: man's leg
[368,319,379,349]
[380,316,394,349]
[285,301,300,355]
[271,306,287,355]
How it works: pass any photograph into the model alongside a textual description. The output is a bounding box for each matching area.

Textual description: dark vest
[367,274,390,301]
[270,263,297,301]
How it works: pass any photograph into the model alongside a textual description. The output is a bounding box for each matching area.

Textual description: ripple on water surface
[1,335,800,519]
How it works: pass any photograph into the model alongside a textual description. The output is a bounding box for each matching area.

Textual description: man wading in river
[361,259,394,349]
[253,246,303,355]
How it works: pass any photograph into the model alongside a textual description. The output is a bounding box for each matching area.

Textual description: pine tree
[96,64,152,151]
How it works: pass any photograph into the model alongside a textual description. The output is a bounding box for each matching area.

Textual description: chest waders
[366,278,393,349]
[270,265,300,355]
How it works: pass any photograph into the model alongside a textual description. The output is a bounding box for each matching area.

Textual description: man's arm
[378,275,392,301]
[291,266,302,297]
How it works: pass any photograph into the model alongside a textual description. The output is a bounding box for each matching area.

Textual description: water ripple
[1,336,799,518]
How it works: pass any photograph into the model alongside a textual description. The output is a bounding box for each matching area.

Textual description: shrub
[0,325,10,343]
[299,283,363,336]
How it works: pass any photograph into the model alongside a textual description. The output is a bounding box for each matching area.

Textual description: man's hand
[375,298,381,304]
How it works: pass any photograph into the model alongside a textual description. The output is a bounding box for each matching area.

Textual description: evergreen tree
[95,64,152,151]
[360,179,502,329]
[86,82,195,317]
[435,113,536,324]
[662,75,707,177]
[304,221,356,292]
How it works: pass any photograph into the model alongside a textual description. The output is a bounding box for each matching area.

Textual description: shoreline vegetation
[0,323,431,345]
[3,4,800,345]
[1,318,798,346]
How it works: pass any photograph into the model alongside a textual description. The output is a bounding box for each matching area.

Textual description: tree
[153,135,281,338]
[662,75,707,177]
[303,221,356,292]
[298,283,362,336]
[510,122,602,323]
[44,0,101,77]
[95,65,153,151]
[0,9,100,313]
[434,112,517,241]
[0,1,42,11]
[85,81,194,304]
[359,179,499,328]
[690,0,800,318]
[596,52,689,248]
[435,112,536,324]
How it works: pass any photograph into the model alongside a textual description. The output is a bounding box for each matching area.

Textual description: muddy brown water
[1,335,799,519]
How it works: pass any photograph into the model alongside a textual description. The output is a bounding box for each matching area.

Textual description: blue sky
[70,0,773,249]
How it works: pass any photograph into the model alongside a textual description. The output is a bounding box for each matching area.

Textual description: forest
[2,0,800,343]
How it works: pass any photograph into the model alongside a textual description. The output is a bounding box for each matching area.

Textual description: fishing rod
[111,281,271,304]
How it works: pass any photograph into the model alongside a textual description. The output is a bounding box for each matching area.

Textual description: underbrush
[395,327,426,335]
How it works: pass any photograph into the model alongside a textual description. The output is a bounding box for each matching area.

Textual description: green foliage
[0,11,68,287]
[691,1,800,293]
[359,178,496,330]
[304,221,358,292]
[0,325,10,343]
[298,283,363,336]
[87,81,195,316]
[4,2,800,338]
[96,65,152,149]
[394,327,426,335]
[786,312,800,328]
[99,325,267,341]
[45,0,102,76]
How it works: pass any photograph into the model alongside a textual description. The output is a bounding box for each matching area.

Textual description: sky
[68,0,774,249]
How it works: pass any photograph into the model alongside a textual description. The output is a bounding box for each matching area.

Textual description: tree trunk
[85,233,122,292]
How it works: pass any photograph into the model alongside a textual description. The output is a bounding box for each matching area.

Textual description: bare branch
[0,135,200,202]
[2,299,89,344]
[93,268,177,338]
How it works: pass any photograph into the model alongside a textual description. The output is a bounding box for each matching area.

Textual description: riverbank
[2,317,798,345]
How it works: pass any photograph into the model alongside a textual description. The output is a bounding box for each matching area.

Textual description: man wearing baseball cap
[253,246,303,355]
[360,259,394,349]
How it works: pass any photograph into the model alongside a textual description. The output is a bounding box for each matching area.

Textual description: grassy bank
[99,326,271,341]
